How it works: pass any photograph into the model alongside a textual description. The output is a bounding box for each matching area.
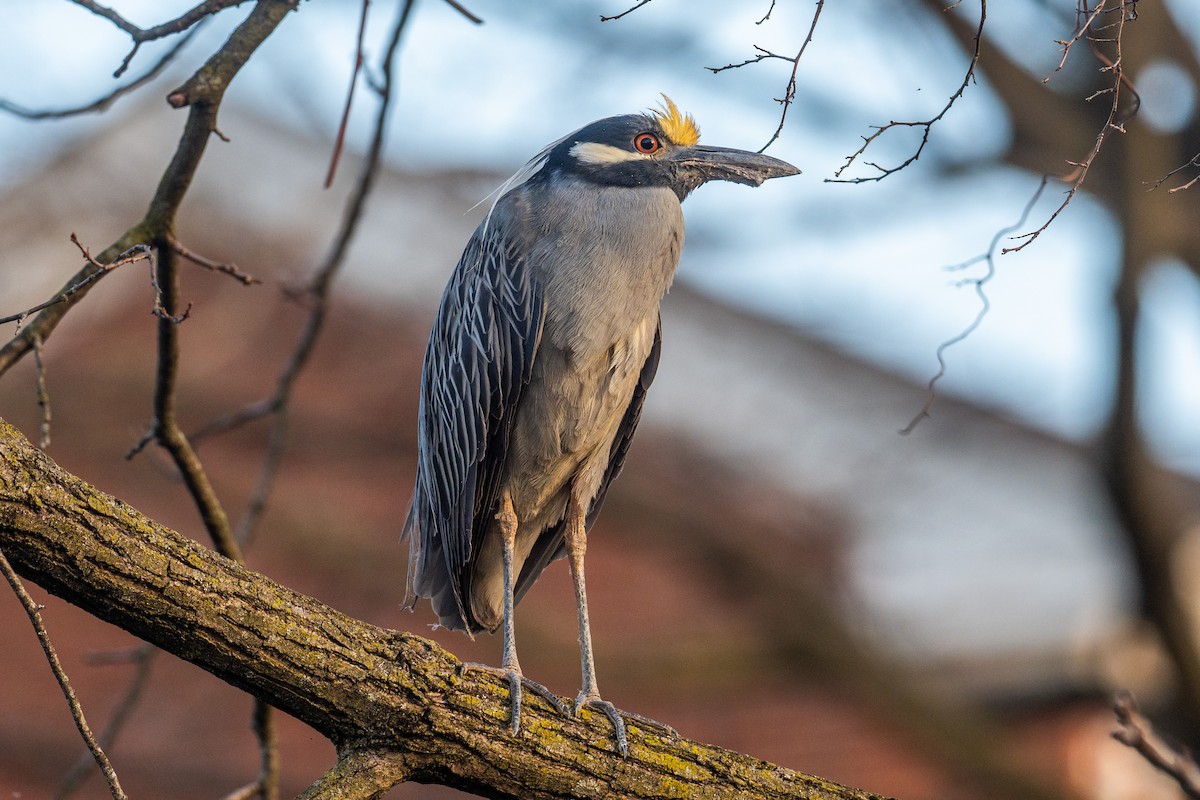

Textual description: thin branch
[325,0,372,189]
[1004,0,1138,253]
[707,45,794,75]
[600,0,653,22]
[147,235,274,800]
[1043,0,1111,84]
[0,236,151,329]
[442,0,483,24]
[0,25,201,119]
[759,0,823,153]
[169,237,260,285]
[128,0,299,557]
[148,249,192,324]
[67,0,144,37]
[194,0,418,547]
[900,175,1049,434]
[69,0,249,77]
[221,700,280,800]
[0,546,127,800]
[1112,691,1200,799]
[1147,151,1200,193]
[0,1,296,379]
[33,336,51,449]
[830,0,984,183]
[145,241,242,553]
[757,0,779,25]
[56,647,158,800]
[703,0,825,153]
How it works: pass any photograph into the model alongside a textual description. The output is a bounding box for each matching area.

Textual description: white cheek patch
[569,141,645,165]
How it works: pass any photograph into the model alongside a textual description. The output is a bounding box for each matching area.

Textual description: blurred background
[1,0,1199,797]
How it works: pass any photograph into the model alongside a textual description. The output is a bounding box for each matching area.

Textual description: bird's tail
[400,500,421,613]
[401,494,477,633]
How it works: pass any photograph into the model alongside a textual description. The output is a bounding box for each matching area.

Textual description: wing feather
[405,217,544,631]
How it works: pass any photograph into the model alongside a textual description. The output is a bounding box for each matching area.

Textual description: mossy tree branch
[0,419,891,799]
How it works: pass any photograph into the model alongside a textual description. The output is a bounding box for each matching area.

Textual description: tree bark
[0,418,888,800]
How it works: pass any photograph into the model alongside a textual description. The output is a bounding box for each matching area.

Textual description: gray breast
[526,177,683,357]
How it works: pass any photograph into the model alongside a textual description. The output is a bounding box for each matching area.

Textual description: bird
[403,96,798,754]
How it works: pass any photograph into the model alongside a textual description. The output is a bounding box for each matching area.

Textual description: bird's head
[535,95,800,200]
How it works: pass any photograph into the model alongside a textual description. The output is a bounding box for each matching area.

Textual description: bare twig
[707,45,794,75]
[70,0,248,77]
[0,4,294,378]
[1044,0,1112,84]
[0,547,127,800]
[221,700,280,800]
[33,336,51,449]
[195,0,418,547]
[443,0,483,24]
[169,237,260,285]
[1147,152,1200,193]
[146,240,241,551]
[1004,0,1138,253]
[56,646,158,800]
[1112,691,1200,799]
[759,0,823,153]
[600,0,653,22]
[0,26,201,119]
[148,250,192,324]
[325,0,372,189]
[830,0,984,183]
[0,229,147,376]
[0,237,151,329]
[704,0,825,153]
[900,175,1049,434]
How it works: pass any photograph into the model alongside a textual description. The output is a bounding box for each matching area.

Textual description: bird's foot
[573,693,679,757]
[460,662,570,735]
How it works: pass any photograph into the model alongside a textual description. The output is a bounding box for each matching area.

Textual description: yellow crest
[651,94,700,147]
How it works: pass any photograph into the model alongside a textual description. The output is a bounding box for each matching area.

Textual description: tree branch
[194,0,417,547]
[0,25,201,119]
[830,0,985,183]
[70,0,249,77]
[56,646,158,800]
[0,0,298,381]
[1112,691,1200,799]
[0,418,889,800]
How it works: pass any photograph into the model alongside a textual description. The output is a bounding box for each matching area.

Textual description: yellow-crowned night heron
[404,97,798,754]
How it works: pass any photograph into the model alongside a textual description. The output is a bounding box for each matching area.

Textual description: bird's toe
[574,693,630,757]
[460,661,569,735]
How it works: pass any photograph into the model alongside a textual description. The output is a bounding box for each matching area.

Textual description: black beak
[667,144,800,187]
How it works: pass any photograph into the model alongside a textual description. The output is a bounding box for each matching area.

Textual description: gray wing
[405,218,544,631]
[513,319,662,605]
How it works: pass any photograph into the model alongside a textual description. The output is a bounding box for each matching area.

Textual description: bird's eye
[633,132,661,154]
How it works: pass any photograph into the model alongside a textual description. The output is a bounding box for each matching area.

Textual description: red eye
[633,132,661,154]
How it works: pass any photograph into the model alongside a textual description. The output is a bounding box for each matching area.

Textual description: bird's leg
[460,492,568,735]
[564,495,631,756]
[497,492,522,675]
